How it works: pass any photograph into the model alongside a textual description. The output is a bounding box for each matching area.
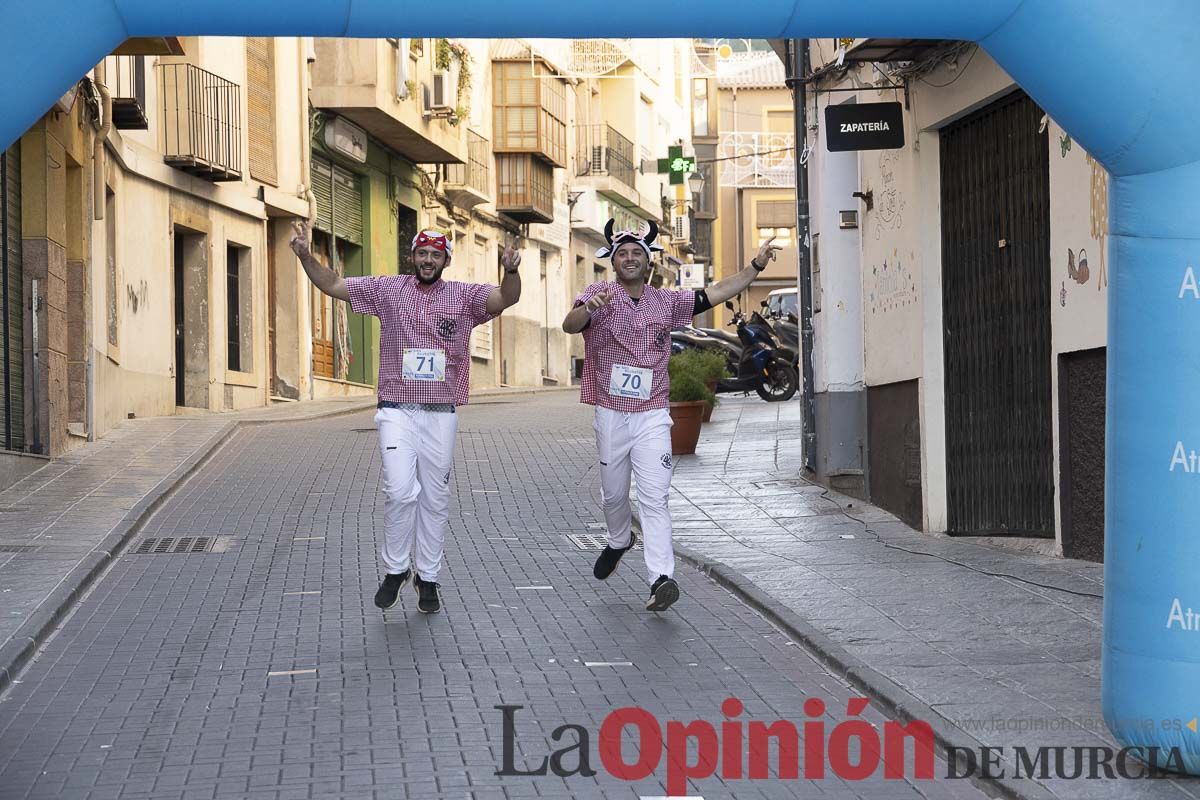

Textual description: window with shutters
[311,156,364,245]
[245,38,278,186]
[492,61,567,168]
[755,199,796,229]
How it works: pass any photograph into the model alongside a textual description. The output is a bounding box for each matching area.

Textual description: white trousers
[375,407,458,582]
[593,406,675,583]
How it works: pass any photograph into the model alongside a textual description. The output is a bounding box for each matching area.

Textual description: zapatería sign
[825,102,905,151]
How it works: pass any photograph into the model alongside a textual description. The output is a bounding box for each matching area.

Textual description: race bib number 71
[609,364,653,400]
[403,348,446,382]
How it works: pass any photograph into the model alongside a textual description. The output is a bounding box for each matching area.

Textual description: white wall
[811,104,865,393]
[812,48,1109,540]
[1047,118,1110,548]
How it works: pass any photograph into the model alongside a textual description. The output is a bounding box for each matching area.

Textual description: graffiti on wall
[126,280,149,313]
[872,151,905,241]
[868,248,917,314]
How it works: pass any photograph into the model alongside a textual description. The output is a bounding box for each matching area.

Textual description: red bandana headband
[412,230,453,256]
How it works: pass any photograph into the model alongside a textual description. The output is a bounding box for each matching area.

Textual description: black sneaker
[646,575,680,612]
[414,575,442,614]
[374,570,410,610]
[592,530,637,580]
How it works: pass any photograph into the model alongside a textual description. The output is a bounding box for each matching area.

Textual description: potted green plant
[691,349,730,422]
[667,353,715,455]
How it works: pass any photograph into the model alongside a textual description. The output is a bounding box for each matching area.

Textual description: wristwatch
[751,258,766,272]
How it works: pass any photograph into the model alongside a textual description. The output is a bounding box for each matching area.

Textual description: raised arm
[703,236,782,307]
[563,289,611,334]
[289,219,349,302]
[486,236,523,314]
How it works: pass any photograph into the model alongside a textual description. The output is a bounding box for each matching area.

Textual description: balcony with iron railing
[102,55,148,129]
[716,132,795,188]
[158,62,242,181]
[574,123,639,207]
[441,130,491,209]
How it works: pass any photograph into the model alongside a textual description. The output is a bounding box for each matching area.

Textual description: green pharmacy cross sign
[657,145,697,185]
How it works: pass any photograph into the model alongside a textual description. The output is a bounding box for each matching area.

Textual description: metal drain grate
[567,533,643,551]
[132,536,233,555]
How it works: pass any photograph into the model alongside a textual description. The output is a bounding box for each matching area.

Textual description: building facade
[1,36,706,484]
[711,47,798,328]
[803,38,1108,559]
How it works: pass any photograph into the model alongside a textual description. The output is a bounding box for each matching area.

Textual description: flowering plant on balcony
[434,38,472,126]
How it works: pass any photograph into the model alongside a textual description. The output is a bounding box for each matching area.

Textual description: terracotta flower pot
[702,381,718,422]
[669,400,707,455]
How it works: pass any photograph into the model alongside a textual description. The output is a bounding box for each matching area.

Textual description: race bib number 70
[403,348,446,382]
[608,364,653,400]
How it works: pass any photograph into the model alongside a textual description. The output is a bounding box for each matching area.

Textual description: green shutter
[311,156,363,245]
[331,165,363,245]
[312,156,334,235]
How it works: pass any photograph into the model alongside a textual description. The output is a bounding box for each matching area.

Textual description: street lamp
[687,170,705,195]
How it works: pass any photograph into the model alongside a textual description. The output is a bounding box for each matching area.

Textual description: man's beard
[415,265,445,285]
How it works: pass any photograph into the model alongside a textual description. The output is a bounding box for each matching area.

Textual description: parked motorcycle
[758,300,800,368]
[673,303,798,402]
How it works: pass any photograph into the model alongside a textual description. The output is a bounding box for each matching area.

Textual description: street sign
[824,102,904,152]
[678,263,706,290]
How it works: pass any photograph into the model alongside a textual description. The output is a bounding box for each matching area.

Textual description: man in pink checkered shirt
[564,219,780,612]
[290,220,522,615]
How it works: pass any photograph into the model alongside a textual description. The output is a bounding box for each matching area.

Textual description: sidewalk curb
[673,542,1056,800]
[0,400,377,697]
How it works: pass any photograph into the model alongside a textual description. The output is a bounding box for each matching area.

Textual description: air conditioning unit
[430,71,454,111]
[673,214,689,243]
[839,209,859,229]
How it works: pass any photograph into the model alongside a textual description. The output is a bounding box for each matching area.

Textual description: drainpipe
[93,81,111,221]
[785,39,818,473]
[90,79,112,442]
[732,88,742,311]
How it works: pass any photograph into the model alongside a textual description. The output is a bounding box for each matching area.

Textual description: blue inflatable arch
[5,0,1199,770]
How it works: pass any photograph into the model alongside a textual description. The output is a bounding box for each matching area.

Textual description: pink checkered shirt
[576,281,696,413]
[346,274,496,406]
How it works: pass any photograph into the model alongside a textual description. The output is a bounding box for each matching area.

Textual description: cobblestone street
[0,392,979,800]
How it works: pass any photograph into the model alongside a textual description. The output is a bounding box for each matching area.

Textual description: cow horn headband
[412,230,453,256]
[594,219,664,260]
